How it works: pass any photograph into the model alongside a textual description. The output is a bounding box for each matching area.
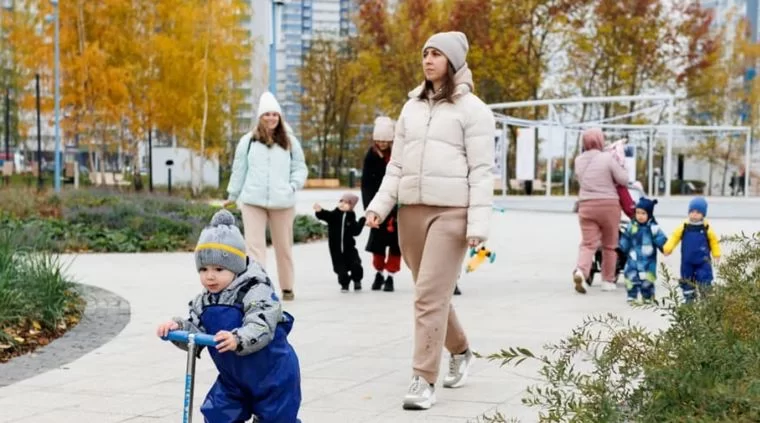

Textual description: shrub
[0,227,83,359]
[479,233,760,423]
[0,188,327,253]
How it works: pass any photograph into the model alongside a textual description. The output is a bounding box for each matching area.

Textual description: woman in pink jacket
[573,128,629,294]
[365,31,494,410]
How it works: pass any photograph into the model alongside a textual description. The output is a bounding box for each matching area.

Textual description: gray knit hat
[422,31,469,72]
[195,209,247,275]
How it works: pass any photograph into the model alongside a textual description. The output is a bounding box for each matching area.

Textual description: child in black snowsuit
[361,116,402,292]
[314,193,366,292]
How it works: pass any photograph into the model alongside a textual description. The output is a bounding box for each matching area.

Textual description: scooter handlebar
[162,330,218,347]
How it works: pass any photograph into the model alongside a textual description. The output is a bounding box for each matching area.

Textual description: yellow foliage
[3,0,251,176]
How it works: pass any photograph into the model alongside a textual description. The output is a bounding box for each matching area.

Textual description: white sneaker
[402,376,436,410]
[601,281,617,292]
[443,349,474,388]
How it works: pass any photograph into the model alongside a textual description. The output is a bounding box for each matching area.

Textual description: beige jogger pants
[397,205,470,384]
[240,204,295,291]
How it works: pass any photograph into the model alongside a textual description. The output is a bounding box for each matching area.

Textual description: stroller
[584,182,645,286]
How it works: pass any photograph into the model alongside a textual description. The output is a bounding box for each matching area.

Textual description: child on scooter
[156,209,302,423]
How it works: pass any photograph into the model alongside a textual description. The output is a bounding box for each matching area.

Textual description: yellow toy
[465,246,496,273]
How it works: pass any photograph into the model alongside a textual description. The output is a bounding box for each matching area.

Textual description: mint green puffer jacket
[226,126,308,209]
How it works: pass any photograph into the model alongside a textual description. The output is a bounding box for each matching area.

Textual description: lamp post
[36,73,42,190]
[269,0,285,96]
[50,0,61,192]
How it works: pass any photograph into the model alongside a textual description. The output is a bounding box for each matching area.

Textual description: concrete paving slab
[3,189,760,422]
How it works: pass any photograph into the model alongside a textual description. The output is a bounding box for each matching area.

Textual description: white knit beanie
[372,116,395,141]
[422,31,469,72]
[256,91,282,120]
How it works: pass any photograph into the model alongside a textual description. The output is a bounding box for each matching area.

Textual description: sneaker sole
[573,273,586,294]
[402,394,436,410]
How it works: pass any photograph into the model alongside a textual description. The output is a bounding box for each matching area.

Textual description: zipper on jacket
[419,99,436,204]
[340,212,346,254]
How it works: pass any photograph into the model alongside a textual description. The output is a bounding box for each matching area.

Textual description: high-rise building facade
[702,0,760,41]
[275,0,355,136]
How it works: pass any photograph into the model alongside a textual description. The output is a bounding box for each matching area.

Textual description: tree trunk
[194,1,213,196]
[99,126,107,187]
[320,135,328,178]
[721,136,733,196]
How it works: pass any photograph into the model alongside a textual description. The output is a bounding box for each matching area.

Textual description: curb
[0,284,131,387]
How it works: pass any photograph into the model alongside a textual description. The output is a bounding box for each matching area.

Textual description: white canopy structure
[488,95,752,198]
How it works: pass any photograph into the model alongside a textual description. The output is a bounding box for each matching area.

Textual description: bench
[304,178,340,188]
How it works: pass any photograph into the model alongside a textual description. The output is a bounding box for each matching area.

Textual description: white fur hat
[256,91,282,120]
[372,116,395,141]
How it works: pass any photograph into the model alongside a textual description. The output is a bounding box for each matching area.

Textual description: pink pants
[576,199,620,282]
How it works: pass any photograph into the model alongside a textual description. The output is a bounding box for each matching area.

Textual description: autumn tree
[681,10,759,195]
[355,0,453,117]
[299,37,372,178]
[1,1,56,156]
[3,0,251,191]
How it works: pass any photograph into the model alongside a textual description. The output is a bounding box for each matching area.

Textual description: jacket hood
[215,261,270,294]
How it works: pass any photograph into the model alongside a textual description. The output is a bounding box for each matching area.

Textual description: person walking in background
[572,128,629,294]
[313,194,366,293]
[224,91,308,301]
[366,31,494,410]
[361,116,402,292]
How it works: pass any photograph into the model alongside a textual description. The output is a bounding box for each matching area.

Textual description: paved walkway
[2,191,760,422]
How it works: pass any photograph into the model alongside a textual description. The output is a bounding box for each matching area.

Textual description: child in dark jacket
[619,197,668,304]
[663,197,721,303]
[361,116,401,292]
[314,193,366,292]
[156,209,302,423]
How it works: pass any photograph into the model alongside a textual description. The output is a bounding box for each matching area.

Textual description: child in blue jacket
[663,197,721,303]
[619,197,668,304]
[157,209,302,423]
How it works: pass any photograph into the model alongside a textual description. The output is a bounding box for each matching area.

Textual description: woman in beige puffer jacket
[365,31,495,411]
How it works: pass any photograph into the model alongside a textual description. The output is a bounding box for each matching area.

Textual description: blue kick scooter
[162,330,218,423]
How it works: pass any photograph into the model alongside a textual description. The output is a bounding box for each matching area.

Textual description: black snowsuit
[315,208,366,286]
[360,147,401,256]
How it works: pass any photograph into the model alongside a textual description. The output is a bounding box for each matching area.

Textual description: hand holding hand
[366,212,381,228]
[214,330,238,353]
[156,320,179,338]
[313,203,322,211]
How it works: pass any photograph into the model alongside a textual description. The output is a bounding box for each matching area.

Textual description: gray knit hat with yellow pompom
[194,209,247,275]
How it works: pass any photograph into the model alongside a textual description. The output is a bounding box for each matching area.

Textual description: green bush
[479,233,760,423]
[0,188,327,253]
[0,227,83,352]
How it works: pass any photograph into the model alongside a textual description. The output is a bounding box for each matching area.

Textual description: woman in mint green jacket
[224,92,308,301]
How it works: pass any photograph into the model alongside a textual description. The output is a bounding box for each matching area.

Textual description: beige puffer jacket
[366,65,495,240]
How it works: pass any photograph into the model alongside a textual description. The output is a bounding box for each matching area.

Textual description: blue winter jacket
[226,125,308,209]
[619,220,668,283]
